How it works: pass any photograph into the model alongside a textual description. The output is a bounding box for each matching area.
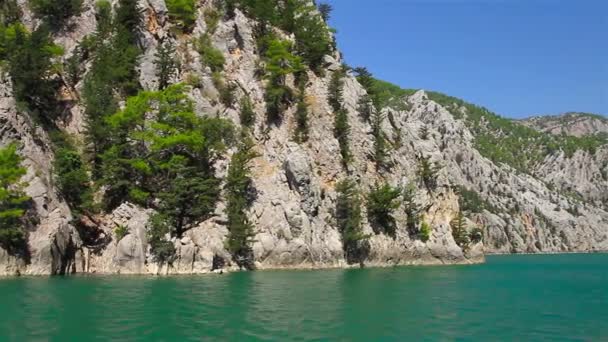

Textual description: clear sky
[325,0,607,118]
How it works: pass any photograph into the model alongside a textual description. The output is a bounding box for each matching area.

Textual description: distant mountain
[520,112,608,137]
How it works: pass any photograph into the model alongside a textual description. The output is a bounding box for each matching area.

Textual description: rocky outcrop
[0,74,81,276]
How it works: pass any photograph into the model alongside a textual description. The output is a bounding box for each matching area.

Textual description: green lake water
[0,254,606,341]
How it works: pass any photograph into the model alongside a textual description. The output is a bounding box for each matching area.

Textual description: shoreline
[2,251,606,278]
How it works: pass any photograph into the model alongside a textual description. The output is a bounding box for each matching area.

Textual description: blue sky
[325,0,607,118]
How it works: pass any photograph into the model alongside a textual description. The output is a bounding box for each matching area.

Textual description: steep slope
[0,0,605,276]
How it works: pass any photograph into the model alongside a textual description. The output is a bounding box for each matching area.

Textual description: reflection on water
[0,254,607,341]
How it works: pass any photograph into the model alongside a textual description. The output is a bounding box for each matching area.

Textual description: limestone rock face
[1,0,606,276]
[0,75,80,276]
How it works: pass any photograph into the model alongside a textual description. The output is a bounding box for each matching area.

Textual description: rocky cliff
[0,0,606,276]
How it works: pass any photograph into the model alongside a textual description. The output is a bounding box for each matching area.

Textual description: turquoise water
[0,254,606,341]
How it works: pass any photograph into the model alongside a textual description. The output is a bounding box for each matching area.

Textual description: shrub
[366,183,401,238]
[204,8,221,34]
[114,225,129,241]
[166,0,196,32]
[196,34,225,72]
[420,222,431,242]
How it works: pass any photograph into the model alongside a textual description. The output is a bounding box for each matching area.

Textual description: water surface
[0,254,606,341]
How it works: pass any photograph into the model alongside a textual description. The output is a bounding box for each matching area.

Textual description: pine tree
[0,144,29,253]
[294,93,309,143]
[371,110,387,168]
[29,0,83,30]
[418,156,440,192]
[366,182,401,237]
[239,96,256,128]
[402,183,420,235]
[450,211,470,249]
[335,178,368,265]
[155,41,177,90]
[334,108,351,165]
[225,133,258,269]
[317,2,333,22]
[328,69,344,112]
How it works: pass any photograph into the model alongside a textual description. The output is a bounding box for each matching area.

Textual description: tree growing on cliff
[263,38,302,123]
[336,178,369,265]
[317,2,333,22]
[418,156,441,192]
[294,92,309,143]
[102,85,234,236]
[166,0,196,32]
[366,182,401,238]
[371,110,388,168]
[29,0,83,30]
[450,211,470,249]
[402,183,420,235]
[0,144,29,253]
[1,24,63,126]
[225,132,258,269]
[155,41,177,90]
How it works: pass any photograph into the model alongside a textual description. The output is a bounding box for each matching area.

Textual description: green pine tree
[0,144,29,253]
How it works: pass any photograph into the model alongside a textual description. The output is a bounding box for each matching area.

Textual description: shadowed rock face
[1,0,606,275]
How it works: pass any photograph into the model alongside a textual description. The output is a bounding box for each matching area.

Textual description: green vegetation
[155,41,177,90]
[196,34,225,73]
[0,24,63,125]
[328,68,344,112]
[329,69,351,165]
[231,0,333,71]
[335,179,368,265]
[0,0,21,26]
[353,68,416,111]
[263,38,302,123]
[418,157,440,192]
[419,222,431,242]
[455,185,494,214]
[114,225,128,241]
[450,211,470,249]
[83,0,142,173]
[366,183,401,238]
[101,85,234,243]
[425,91,608,171]
[317,2,333,22]
[334,109,351,166]
[225,133,258,270]
[166,0,196,32]
[204,8,221,34]
[371,110,388,168]
[29,0,83,30]
[294,93,309,143]
[402,183,420,235]
[469,227,483,244]
[53,142,93,214]
[0,144,29,253]
[239,95,256,128]
[148,213,176,263]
